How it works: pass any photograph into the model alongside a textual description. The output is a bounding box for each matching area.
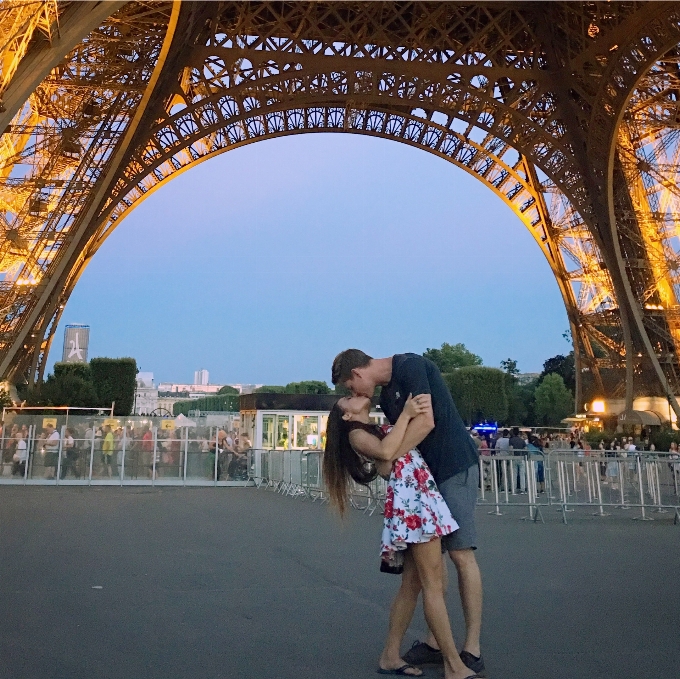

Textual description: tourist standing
[508,427,527,493]
[11,431,27,477]
[101,425,114,478]
[43,424,60,479]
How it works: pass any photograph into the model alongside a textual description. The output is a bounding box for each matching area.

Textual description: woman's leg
[410,539,471,679]
[379,549,422,675]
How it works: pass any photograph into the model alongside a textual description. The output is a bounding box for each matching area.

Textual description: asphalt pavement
[0,487,678,679]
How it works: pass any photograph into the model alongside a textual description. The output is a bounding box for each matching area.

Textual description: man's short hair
[511,427,520,437]
[502,429,509,437]
[331,349,373,385]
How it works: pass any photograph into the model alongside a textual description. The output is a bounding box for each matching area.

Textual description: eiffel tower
[2,1,680,416]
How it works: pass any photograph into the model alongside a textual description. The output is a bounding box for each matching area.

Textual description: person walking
[332,349,485,677]
[59,428,77,480]
[43,424,60,479]
[101,425,114,478]
[11,431,27,477]
[508,427,527,494]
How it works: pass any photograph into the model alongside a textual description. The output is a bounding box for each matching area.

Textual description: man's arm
[388,398,434,461]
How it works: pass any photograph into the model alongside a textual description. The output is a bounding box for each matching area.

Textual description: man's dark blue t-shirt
[379,353,479,484]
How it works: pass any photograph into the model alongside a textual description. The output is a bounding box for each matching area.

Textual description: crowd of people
[0,422,252,481]
[469,426,680,493]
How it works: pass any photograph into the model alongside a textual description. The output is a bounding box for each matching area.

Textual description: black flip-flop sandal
[376,665,422,676]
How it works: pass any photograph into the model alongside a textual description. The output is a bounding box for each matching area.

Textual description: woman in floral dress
[324,395,479,679]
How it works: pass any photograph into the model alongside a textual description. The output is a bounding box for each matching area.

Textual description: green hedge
[173,393,240,415]
[33,358,136,413]
[89,357,137,415]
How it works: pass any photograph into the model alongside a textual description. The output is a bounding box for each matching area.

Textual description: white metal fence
[248,448,680,524]
[4,422,680,527]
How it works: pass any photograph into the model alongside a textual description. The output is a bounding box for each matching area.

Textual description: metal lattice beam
[3,1,680,413]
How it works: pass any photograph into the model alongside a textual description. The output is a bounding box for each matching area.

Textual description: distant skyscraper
[62,324,89,363]
[194,369,209,385]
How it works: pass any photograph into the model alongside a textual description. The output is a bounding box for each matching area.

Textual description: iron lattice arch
[3,2,680,414]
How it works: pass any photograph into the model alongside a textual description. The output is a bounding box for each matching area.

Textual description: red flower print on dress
[404,514,422,530]
[413,467,430,490]
[379,428,458,566]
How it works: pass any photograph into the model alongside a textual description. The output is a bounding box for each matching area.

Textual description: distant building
[61,324,89,363]
[517,372,540,385]
[134,372,158,415]
[194,369,209,386]
[157,382,222,394]
[228,383,263,394]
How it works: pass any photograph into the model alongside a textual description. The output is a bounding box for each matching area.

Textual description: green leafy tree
[90,358,137,415]
[444,366,508,425]
[500,358,519,377]
[285,380,331,394]
[424,343,482,373]
[500,358,536,425]
[173,393,239,415]
[217,385,239,395]
[0,388,13,409]
[534,373,573,425]
[539,353,575,393]
[255,385,287,393]
[41,372,99,407]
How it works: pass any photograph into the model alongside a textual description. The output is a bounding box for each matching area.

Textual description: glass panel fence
[0,415,251,486]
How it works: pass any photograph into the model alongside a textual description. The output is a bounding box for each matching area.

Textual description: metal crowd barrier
[248,449,387,515]
[477,450,680,524]
[249,448,680,525]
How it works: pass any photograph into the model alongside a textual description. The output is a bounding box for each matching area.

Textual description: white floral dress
[379,426,458,569]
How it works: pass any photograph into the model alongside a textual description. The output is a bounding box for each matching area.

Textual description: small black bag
[380,559,404,575]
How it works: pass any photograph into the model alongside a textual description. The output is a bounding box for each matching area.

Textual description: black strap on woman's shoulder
[346,421,385,439]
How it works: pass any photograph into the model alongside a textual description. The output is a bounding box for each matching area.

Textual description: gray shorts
[438,464,478,552]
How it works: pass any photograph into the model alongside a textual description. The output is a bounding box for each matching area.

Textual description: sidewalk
[0,487,678,679]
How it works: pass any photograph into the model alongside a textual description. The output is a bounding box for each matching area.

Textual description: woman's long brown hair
[323,402,377,516]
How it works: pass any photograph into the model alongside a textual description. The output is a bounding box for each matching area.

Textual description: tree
[41,372,99,408]
[444,366,508,425]
[30,362,98,407]
[534,373,573,425]
[285,380,331,394]
[539,352,575,393]
[500,358,519,377]
[255,385,287,393]
[423,343,482,373]
[500,358,535,425]
[0,388,13,409]
[90,358,137,415]
[174,393,239,415]
[217,385,239,395]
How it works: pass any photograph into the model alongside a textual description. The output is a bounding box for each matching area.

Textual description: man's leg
[408,465,485,675]
[449,548,482,657]
[518,459,526,493]
[410,540,472,679]
[423,549,482,657]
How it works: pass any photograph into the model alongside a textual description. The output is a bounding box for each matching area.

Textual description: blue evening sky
[49,134,571,385]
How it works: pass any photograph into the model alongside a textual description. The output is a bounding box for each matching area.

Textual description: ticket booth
[239,393,385,450]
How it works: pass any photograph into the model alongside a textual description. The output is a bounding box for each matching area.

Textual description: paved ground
[0,487,678,679]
